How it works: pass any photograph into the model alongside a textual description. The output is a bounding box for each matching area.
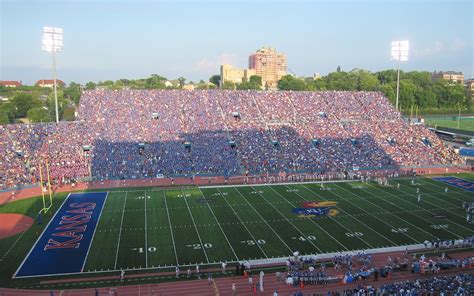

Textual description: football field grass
[1,175,473,288]
[82,177,474,274]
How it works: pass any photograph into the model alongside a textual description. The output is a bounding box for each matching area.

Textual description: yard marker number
[391,228,409,233]
[240,239,266,245]
[431,224,448,229]
[345,232,364,237]
[292,236,316,241]
[132,247,157,253]
[187,243,213,249]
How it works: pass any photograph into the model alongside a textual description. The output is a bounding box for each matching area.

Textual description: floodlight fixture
[391,40,409,112]
[42,26,63,123]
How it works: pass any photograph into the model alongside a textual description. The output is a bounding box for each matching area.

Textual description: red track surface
[0,214,33,239]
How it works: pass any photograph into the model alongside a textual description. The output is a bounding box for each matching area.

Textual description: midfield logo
[292,201,339,218]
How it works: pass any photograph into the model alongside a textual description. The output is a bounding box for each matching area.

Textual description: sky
[1,0,473,85]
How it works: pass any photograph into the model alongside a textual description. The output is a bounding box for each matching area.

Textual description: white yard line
[250,185,323,253]
[181,190,210,263]
[194,188,239,261]
[389,185,474,233]
[233,187,293,253]
[422,178,474,202]
[82,191,109,272]
[163,191,179,265]
[352,185,440,240]
[329,183,418,244]
[114,192,128,269]
[266,186,349,251]
[216,187,268,258]
[144,190,148,268]
[366,183,465,239]
[297,184,374,249]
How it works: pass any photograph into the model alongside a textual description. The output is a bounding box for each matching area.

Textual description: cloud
[450,38,466,51]
[193,53,239,74]
[413,38,467,58]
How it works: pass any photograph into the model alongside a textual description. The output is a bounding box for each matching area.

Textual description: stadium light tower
[42,26,63,123]
[391,40,409,112]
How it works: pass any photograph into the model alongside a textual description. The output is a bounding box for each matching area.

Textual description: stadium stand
[0,90,462,190]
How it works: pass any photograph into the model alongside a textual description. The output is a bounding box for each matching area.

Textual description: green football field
[82,177,474,273]
[424,118,474,132]
[1,175,473,288]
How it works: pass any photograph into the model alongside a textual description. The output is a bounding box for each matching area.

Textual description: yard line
[330,183,421,244]
[114,192,128,269]
[293,184,374,249]
[83,191,109,272]
[266,186,348,251]
[400,178,469,205]
[194,188,239,261]
[332,183,437,241]
[163,191,179,265]
[233,187,293,253]
[181,189,210,263]
[249,185,323,252]
[366,183,465,238]
[216,187,268,258]
[420,178,474,203]
[144,190,148,268]
[389,185,474,233]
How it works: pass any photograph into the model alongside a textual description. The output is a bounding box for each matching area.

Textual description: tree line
[0,69,470,125]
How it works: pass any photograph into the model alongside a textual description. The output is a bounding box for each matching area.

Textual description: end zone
[14,192,108,278]
[432,176,474,192]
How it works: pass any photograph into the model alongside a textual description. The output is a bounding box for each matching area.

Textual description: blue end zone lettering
[14,192,108,278]
[432,177,474,192]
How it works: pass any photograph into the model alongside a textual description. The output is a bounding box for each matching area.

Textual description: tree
[85,82,96,90]
[376,70,398,84]
[177,77,186,88]
[0,110,9,124]
[222,81,235,90]
[11,93,42,118]
[351,69,379,91]
[27,107,51,123]
[61,106,75,121]
[63,82,82,105]
[323,71,357,91]
[209,75,221,87]
[278,75,307,91]
[398,79,417,109]
[337,65,341,72]
[249,75,262,87]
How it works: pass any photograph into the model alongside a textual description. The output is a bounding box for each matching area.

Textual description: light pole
[391,40,409,112]
[42,26,63,123]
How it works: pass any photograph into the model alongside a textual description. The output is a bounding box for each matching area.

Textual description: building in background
[465,79,474,100]
[249,47,287,89]
[432,71,464,84]
[35,79,66,88]
[220,64,256,86]
[0,80,22,88]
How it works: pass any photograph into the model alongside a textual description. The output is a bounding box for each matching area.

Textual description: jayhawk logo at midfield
[292,201,339,218]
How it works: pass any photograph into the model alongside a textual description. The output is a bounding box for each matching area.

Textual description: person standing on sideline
[187,268,191,278]
[196,264,201,279]
[232,283,236,296]
[175,266,180,279]
[120,269,125,283]
[259,270,264,292]
[222,261,227,274]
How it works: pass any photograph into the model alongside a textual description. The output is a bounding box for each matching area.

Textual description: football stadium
[1,1,474,296]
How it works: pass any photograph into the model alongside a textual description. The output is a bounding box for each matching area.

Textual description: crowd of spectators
[0,90,463,189]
